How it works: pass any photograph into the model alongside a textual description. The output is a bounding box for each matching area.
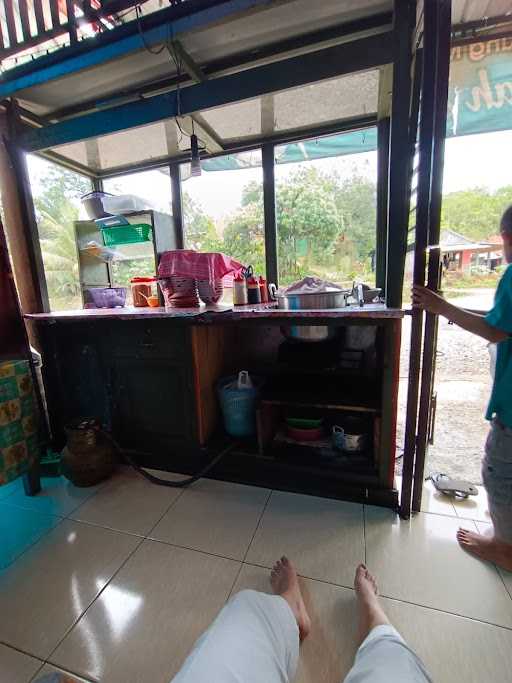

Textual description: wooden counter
[28,305,402,508]
[25,302,404,323]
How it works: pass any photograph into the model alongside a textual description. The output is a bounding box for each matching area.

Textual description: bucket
[217,372,261,437]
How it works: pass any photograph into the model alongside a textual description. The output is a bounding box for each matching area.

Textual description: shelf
[261,375,380,413]
[261,398,378,413]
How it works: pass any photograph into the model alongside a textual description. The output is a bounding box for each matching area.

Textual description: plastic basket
[101,223,152,246]
[217,373,261,437]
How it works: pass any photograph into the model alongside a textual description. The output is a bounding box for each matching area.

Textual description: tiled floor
[1,469,511,683]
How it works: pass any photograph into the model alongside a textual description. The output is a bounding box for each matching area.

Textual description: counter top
[25,302,404,323]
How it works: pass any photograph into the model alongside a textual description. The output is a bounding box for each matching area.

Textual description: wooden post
[376,117,390,292]
[262,143,278,286]
[385,0,415,308]
[170,163,185,249]
[0,108,49,314]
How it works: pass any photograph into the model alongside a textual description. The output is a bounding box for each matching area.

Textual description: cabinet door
[111,358,196,451]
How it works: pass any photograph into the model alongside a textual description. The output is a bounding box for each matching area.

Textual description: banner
[449,37,512,137]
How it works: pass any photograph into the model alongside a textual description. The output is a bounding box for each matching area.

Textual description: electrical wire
[135,4,167,55]
[101,430,239,488]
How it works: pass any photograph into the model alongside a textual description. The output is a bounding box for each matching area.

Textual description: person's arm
[412,285,509,344]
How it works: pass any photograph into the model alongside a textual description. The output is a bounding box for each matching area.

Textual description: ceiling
[5,0,510,175]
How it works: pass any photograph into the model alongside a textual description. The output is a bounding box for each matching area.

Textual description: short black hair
[501,205,512,235]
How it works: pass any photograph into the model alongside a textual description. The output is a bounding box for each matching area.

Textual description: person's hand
[411,285,447,315]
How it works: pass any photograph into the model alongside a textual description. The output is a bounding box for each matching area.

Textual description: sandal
[427,472,478,499]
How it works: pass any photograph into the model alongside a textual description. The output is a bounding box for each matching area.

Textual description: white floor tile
[365,507,512,627]
[420,480,458,516]
[246,491,364,587]
[0,643,42,683]
[452,485,491,523]
[383,596,512,683]
[150,478,270,559]
[396,476,458,517]
[475,521,512,598]
[32,663,92,682]
[69,468,183,536]
[50,540,240,683]
[0,520,139,658]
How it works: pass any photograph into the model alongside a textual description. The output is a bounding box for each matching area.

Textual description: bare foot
[270,556,311,640]
[353,564,389,644]
[457,528,512,571]
[354,563,379,604]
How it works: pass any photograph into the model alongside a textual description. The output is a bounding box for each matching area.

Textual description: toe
[281,556,289,565]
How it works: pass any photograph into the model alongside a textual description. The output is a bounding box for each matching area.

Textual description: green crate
[101,223,152,246]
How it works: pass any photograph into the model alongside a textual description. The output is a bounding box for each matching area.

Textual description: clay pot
[61,418,118,487]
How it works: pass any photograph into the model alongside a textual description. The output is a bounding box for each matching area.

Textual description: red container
[259,276,268,303]
[286,425,324,441]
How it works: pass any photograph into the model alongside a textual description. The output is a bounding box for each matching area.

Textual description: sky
[27,128,512,222]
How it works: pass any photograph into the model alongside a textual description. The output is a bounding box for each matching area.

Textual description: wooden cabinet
[111,357,196,452]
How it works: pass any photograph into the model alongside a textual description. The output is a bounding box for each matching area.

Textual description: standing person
[413,205,512,571]
[170,557,431,683]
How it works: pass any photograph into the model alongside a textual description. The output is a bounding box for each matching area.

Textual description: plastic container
[259,275,268,303]
[233,272,248,305]
[101,224,152,246]
[217,371,261,437]
[247,276,261,304]
[102,194,152,214]
[86,287,127,308]
[81,191,113,220]
[131,277,155,307]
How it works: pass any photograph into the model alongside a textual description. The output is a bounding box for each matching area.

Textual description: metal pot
[270,285,348,342]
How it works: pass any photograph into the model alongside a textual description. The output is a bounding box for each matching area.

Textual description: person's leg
[343,564,432,683]
[171,557,309,683]
[457,421,512,571]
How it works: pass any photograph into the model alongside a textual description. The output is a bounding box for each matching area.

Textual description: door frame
[400,0,452,518]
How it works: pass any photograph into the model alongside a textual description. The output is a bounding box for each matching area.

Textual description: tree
[218,167,377,284]
[441,186,512,240]
[32,162,91,307]
[276,167,342,278]
[222,199,265,273]
[182,191,222,251]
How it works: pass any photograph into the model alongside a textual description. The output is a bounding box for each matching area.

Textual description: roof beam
[190,113,224,152]
[171,40,208,83]
[19,32,392,152]
[0,0,278,98]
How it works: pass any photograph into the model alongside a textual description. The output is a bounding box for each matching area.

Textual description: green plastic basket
[101,223,152,246]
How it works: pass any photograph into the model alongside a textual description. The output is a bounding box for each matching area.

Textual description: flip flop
[427,472,479,499]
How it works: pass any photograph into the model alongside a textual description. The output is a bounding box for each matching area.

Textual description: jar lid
[130,277,155,282]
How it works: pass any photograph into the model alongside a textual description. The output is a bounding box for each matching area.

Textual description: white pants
[171,590,432,683]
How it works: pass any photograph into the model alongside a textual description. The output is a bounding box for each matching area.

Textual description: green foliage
[441,186,512,240]
[182,166,378,285]
[182,191,222,252]
[33,164,91,308]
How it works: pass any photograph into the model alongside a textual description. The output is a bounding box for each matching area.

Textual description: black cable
[135,5,166,55]
[102,430,238,488]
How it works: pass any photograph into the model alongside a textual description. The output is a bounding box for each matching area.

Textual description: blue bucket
[217,373,261,437]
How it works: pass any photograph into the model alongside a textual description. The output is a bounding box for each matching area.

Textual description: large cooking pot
[270,284,348,342]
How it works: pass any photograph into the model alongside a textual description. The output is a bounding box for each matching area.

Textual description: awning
[201,127,377,172]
